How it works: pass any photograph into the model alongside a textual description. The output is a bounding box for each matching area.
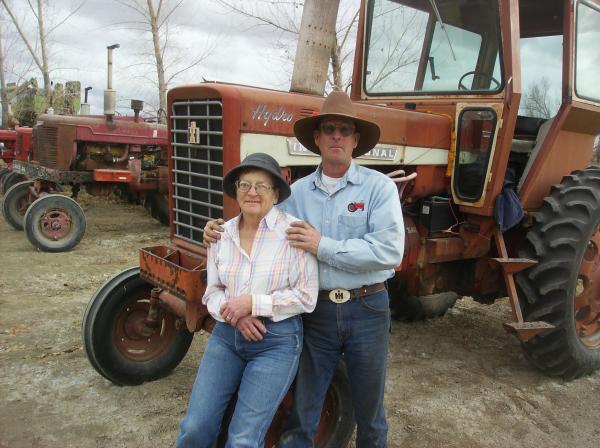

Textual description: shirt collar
[311,161,361,190]
[225,205,280,238]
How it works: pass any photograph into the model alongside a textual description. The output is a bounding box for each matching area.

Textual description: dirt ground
[1,192,599,448]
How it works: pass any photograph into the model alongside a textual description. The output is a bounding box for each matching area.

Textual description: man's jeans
[279,289,391,448]
[177,316,302,448]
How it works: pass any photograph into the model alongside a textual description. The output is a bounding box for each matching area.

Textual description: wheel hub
[40,210,72,240]
[114,299,176,362]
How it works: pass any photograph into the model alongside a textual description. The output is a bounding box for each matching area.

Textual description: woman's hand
[203,218,225,246]
[236,316,267,341]
[220,294,252,326]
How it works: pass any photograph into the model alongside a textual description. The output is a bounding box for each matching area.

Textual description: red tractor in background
[2,44,169,252]
[82,1,600,446]
[0,127,33,192]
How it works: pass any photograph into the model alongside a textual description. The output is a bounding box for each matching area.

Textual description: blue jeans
[278,290,391,448]
[177,316,303,448]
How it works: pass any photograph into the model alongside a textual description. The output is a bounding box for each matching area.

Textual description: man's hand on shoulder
[203,218,225,246]
[287,221,321,256]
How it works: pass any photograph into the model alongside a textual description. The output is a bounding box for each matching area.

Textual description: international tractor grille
[171,99,224,245]
[34,126,58,168]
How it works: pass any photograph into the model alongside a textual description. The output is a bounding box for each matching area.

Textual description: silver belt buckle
[329,289,351,304]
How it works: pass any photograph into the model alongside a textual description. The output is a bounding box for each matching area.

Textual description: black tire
[148,192,169,225]
[2,180,33,230]
[392,292,460,321]
[1,171,26,194]
[0,168,8,184]
[82,267,193,386]
[217,360,354,447]
[516,168,600,379]
[23,194,86,252]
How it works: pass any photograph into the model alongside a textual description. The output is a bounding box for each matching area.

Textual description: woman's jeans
[177,315,303,448]
[278,289,391,448]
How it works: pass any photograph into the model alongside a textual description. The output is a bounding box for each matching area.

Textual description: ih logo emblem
[188,121,200,144]
[329,288,351,304]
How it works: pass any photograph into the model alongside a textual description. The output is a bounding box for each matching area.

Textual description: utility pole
[290,0,341,96]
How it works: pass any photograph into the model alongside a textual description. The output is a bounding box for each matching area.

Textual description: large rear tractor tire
[392,292,460,321]
[23,194,86,252]
[218,361,355,448]
[82,267,193,386]
[516,168,600,379]
[2,180,34,230]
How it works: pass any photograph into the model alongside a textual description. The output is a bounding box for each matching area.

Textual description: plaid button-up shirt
[203,206,319,322]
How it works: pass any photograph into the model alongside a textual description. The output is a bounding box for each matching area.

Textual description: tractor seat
[517,117,555,192]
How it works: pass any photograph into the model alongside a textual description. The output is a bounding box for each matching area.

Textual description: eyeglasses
[319,122,356,137]
[234,180,274,195]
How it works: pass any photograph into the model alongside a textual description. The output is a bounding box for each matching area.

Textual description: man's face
[313,117,360,169]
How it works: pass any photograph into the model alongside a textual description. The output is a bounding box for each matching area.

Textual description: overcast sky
[1,0,328,117]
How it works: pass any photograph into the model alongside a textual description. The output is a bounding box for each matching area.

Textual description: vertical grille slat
[34,126,58,168]
[171,99,224,245]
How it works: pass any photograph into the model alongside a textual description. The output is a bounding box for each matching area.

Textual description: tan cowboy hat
[293,91,381,158]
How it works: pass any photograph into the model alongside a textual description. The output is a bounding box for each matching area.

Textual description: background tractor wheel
[516,168,600,379]
[1,171,26,194]
[82,267,193,386]
[392,292,460,321]
[147,192,169,225]
[218,361,355,448]
[2,180,34,230]
[0,167,8,184]
[23,194,86,252]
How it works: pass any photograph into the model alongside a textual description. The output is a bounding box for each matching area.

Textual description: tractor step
[503,321,554,342]
[490,257,537,274]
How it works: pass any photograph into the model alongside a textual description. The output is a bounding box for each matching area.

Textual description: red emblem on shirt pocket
[347,202,365,212]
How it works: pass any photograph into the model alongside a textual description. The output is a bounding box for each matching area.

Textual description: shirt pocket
[338,214,368,238]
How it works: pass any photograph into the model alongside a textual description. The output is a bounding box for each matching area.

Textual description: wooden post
[290,0,341,95]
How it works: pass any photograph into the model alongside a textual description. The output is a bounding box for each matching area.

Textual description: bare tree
[522,77,560,119]
[115,0,215,122]
[214,0,359,92]
[1,0,84,108]
[0,22,8,127]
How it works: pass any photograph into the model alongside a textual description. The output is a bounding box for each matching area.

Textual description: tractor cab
[357,0,600,212]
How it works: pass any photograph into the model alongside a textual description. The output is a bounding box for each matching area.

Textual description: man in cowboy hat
[205,91,404,447]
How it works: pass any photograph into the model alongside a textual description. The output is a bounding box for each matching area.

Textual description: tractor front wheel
[23,194,86,252]
[3,180,34,230]
[517,168,600,379]
[1,171,26,194]
[82,267,193,385]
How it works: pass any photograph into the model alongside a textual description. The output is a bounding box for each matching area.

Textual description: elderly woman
[177,153,319,448]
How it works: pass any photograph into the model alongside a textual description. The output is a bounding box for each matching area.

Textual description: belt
[318,282,386,304]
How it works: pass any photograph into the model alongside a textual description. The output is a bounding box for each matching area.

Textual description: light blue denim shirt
[279,161,405,290]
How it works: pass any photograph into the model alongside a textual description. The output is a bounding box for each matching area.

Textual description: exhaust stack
[80,86,92,115]
[104,44,120,120]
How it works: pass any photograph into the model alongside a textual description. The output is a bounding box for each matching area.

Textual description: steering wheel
[458,71,500,91]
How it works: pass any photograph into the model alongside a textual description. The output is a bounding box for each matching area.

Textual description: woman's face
[236,169,279,220]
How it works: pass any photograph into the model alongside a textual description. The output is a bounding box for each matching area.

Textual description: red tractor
[2,45,169,252]
[83,1,600,446]
[0,126,32,193]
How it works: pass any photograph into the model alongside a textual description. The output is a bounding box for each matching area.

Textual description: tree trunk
[0,24,9,128]
[36,0,52,108]
[290,0,340,96]
[330,35,343,91]
[147,0,167,123]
